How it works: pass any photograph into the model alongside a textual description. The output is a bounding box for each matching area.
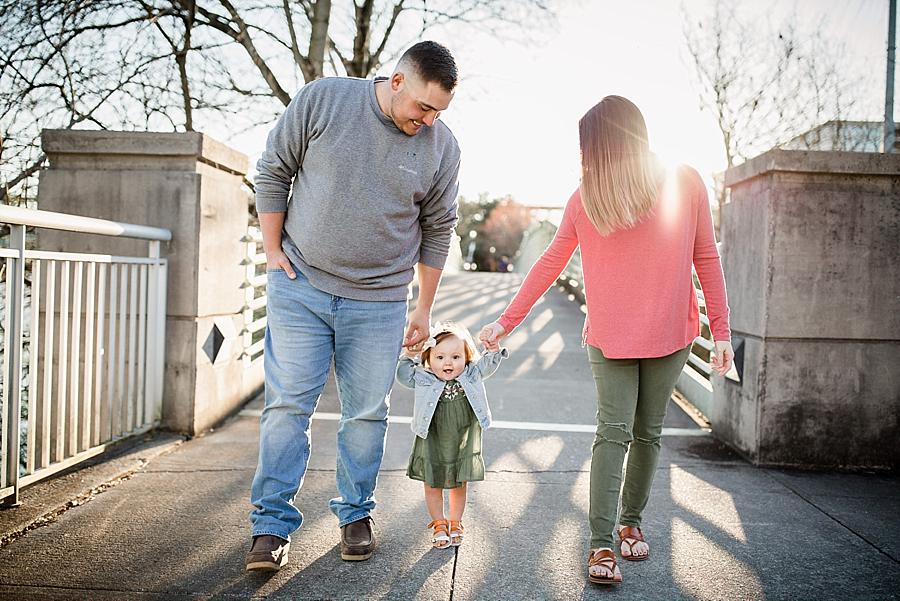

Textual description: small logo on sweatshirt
[398,165,418,175]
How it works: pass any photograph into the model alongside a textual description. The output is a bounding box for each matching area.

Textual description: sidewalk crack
[766,470,900,565]
[449,545,459,601]
[0,461,148,550]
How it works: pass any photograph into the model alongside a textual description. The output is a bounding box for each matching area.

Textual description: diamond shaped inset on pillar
[202,316,237,365]
[202,324,225,364]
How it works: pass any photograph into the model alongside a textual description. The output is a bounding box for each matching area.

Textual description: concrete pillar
[37,130,261,435]
[715,149,900,469]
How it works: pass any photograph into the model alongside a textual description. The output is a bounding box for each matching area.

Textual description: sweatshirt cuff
[497,316,516,334]
[712,330,731,343]
[418,248,449,270]
[255,194,289,213]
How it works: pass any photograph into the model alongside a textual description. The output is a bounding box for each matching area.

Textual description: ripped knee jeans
[585,343,691,548]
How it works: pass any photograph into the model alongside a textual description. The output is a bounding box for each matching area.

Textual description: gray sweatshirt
[254,76,461,301]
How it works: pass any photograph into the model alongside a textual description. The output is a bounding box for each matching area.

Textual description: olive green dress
[406,379,485,488]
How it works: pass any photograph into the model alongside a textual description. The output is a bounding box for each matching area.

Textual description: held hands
[710,340,734,376]
[266,249,296,279]
[478,321,507,352]
[403,307,431,352]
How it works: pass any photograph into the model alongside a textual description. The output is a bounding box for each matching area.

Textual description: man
[246,41,460,571]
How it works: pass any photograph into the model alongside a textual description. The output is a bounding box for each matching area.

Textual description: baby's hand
[402,345,421,359]
[478,321,506,352]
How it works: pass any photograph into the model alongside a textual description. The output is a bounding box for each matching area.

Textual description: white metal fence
[0,205,170,506]
[676,277,715,417]
[241,226,266,367]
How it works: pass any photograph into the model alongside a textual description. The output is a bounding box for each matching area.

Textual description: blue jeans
[249,268,408,540]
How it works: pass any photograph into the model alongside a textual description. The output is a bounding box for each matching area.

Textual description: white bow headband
[421,322,469,351]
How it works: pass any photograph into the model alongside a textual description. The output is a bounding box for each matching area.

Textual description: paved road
[0,272,898,600]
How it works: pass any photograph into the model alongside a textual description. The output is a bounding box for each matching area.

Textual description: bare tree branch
[283,0,311,79]
[682,0,871,225]
[0,153,44,203]
[1,0,562,202]
[218,0,291,103]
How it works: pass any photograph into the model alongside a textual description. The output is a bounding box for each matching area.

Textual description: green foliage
[456,193,532,272]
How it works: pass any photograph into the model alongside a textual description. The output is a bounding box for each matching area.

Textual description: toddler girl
[395,321,507,549]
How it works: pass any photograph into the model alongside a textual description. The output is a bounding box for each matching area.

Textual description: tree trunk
[176,1,196,130]
[308,0,332,80]
[348,0,374,77]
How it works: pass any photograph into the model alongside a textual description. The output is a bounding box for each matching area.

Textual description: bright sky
[234,0,889,207]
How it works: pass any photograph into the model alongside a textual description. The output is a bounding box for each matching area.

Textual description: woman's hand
[478,322,507,352]
[710,340,734,376]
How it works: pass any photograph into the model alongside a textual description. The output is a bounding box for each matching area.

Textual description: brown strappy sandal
[588,548,622,585]
[449,520,464,547]
[618,525,649,561]
[428,519,451,549]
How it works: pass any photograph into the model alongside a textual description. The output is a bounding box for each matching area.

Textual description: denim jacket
[395,348,509,439]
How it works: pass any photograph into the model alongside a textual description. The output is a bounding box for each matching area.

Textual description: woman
[479,96,733,585]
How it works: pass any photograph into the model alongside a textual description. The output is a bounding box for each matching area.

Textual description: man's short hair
[398,41,458,92]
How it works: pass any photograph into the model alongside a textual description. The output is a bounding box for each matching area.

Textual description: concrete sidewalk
[0,272,898,600]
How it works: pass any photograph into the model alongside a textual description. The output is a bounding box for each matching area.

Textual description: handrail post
[2,225,26,506]
[146,240,166,422]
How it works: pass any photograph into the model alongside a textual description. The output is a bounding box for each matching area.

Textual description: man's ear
[390,72,405,92]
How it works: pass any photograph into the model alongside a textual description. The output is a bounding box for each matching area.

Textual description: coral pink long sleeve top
[497,165,731,359]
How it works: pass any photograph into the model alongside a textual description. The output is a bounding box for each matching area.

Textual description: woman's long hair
[578,96,664,235]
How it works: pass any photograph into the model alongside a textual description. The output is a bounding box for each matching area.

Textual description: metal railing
[0,205,170,506]
[675,275,715,417]
[240,226,266,366]
[558,249,585,304]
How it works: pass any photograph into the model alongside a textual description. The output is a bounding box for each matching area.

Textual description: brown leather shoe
[340,516,375,561]
[246,535,290,571]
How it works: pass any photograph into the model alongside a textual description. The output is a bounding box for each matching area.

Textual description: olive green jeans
[586,344,691,548]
